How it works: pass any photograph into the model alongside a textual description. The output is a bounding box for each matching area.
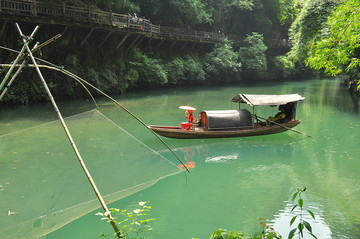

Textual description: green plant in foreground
[209,228,249,239]
[96,201,155,239]
[257,218,281,239]
[288,187,317,239]
[209,187,318,239]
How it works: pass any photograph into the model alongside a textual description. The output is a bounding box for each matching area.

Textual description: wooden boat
[148,93,305,139]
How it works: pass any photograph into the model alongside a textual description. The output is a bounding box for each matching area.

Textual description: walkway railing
[0,0,223,42]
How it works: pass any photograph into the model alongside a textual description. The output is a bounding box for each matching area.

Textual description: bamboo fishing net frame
[0,23,191,238]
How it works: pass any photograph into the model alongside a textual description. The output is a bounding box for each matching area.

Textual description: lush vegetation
[0,0,291,104]
[96,201,154,238]
[285,0,360,92]
[1,0,359,104]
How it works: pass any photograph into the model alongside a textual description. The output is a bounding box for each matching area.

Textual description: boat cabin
[198,110,253,130]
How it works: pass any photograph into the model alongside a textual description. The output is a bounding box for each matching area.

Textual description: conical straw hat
[179,105,196,110]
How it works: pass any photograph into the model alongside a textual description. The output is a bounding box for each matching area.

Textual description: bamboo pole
[0,26,38,91]
[0,34,63,101]
[0,33,61,75]
[14,23,122,238]
[0,42,40,101]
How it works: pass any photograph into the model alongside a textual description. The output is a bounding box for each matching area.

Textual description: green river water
[1,78,360,239]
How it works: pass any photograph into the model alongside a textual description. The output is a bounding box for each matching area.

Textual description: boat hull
[148,120,301,139]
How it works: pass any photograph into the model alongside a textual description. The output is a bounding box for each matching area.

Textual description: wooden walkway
[0,0,223,45]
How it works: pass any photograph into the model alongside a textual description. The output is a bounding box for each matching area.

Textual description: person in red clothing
[179,105,196,130]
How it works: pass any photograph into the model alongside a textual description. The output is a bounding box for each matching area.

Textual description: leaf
[298,223,304,237]
[303,221,312,233]
[291,204,297,212]
[298,198,304,209]
[290,216,297,226]
[308,209,316,219]
[287,228,297,239]
[292,192,298,202]
[220,231,230,239]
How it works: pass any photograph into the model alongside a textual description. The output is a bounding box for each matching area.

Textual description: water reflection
[270,203,332,239]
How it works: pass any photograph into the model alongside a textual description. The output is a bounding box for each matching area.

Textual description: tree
[306,0,360,78]
[287,0,338,62]
[204,38,242,82]
[238,32,268,78]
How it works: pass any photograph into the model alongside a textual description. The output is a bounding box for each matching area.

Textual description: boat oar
[254,114,312,138]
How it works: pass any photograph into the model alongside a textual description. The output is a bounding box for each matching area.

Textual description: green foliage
[256,218,282,239]
[288,187,317,239]
[277,0,300,26]
[183,55,206,82]
[210,228,249,239]
[270,55,296,79]
[238,32,268,77]
[204,38,242,81]
[87,0,140,13]
[287,0,338,62]
[96,201,155,239]
[305,0,360,77]
[165,57,185,85]
[129,49,168,86]
[169,0,213,25]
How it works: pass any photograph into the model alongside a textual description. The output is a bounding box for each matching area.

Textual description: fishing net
[0,107,182,239]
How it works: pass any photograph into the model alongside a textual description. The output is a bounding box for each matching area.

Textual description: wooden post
[156,39,164,48]
[134,36,145,47]
[33,0,37,16]
[88,5,91,21]
[100,31,112,47]
[170,40,177,50]
[81,28,94,46]
[0,20,7,40]
[109,11,113,26]
[180,41,188,51]
[126,34,141,51]
[115,32,131,50]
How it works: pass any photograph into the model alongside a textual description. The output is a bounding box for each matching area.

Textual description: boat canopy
[199,110,252,130]
[231,94,305,106]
